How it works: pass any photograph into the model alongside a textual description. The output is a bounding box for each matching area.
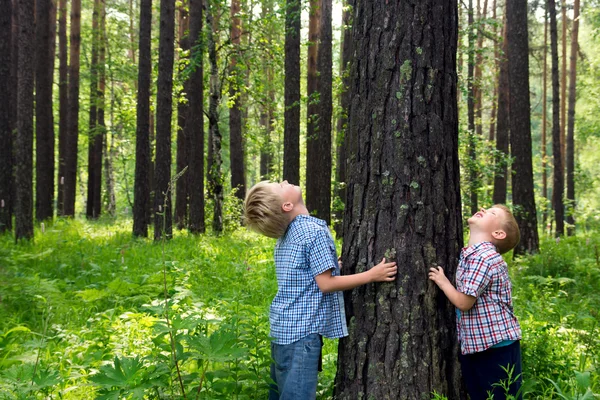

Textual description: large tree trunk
[56,0,68,216]
[133,0,152,237]
[0,0,13,234]
[334,1,464,398]
[309,0,332,223]
[566,0,580,235]
[154,0,175,240]
[35,0,57,222]
[549,0,564,237]
[186,0,205,234]
[207,1,223,233]
[0,0,13,233]
[86,0,101,219]
[492,16,509,205]
[507,0,539,254]
[175,3,189,230]
[542,6,549,230]
[467,0,477,214]
[334,2,352,237]
[229,0,245,201]
[63,0,81,217]
[283,0,300,184]
[15,0,35,240]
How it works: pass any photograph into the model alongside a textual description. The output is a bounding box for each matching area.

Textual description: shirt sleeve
[307,227,338,277]
[458,255,492,298]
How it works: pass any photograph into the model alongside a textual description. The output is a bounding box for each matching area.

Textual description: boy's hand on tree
[369,258,397,282]
[428,266,451,289]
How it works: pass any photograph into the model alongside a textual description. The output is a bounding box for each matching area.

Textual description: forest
[1,0,600,398]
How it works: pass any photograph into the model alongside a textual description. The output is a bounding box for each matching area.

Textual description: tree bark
[542,6,549,230]
[488,0,497,142]
[186,0,205,234]
[334,1,464,398]
[566,0,580,235]
[492,15,508,205]
[259,0,274,181]
[229,0,245,201]
[560,1,567,171]
[154,0,176,240]
[63,0,81,217]
[95,0,106,219]
[467,0,477,214]
[507,0,539,253]
[57,0,68,216]
[0,0,13,233]
[283,0,300,184]
[86,0,100,219]
[15,0,36,240]
[175,3,189,230]
[35,0,57,222]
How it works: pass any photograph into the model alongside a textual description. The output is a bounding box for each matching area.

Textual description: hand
[369,257,397,282]
[338,256,343,270]
[428,266,450,289]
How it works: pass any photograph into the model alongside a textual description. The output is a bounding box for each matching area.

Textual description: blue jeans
[269,334,322,400]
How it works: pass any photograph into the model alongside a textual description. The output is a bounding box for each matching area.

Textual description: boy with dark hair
[244,180,397,400]
[429,205,522,400]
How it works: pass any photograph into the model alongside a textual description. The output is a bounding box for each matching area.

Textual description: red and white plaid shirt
[456,241,521,355]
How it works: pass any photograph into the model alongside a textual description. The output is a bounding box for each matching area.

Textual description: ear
[282,202,294,212]
[491,229,506,240]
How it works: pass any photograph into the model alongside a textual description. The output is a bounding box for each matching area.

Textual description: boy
[428,205,522,400]
[244,180,397,400]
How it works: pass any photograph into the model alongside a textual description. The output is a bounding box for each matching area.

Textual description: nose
[480,207,486,213]
[282,180,288,185]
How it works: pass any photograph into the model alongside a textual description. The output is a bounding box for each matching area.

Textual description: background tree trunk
[35,0,57,222]
[86,0,100,219]
[175,3,189,230]
[283,0,300,184]
[94,0,106,219]
[334,1,464,398]
[549,0,564,237]
[542,6,549,230]
[488,0,497,142]
[305,0,320,213]
[57,0,68,216]
[186,0,205,234]
[493,16,509,205]
[0,0,13,233]
[63,0,82,217]
[15,0,36,240]
[507,0,540,253]
[154,0,176,240]
[259,0,274,181]
[229,0,246,201]
[566,0,580,235]
[467,0,478,214]
[561,1,567,170]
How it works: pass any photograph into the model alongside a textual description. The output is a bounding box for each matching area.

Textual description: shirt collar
[461,241,497,259]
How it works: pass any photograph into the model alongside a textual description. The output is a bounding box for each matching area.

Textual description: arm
[314,258,397,293]
[428,266,476,312]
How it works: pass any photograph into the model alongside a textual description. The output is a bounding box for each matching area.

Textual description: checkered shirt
[270,215,348,345]
[456,241,521,355]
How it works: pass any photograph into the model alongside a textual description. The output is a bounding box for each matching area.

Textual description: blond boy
[244,180,397,400]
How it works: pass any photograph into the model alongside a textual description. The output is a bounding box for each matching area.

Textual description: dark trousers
[459,340,523,400]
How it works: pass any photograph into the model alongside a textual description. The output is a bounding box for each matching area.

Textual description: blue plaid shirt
[271,215,349,345]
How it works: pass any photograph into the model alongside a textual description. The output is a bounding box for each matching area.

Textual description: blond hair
[492,204,521,254]
[243,181,289,239]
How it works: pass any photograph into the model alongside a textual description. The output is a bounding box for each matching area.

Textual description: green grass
[1,219,599,399]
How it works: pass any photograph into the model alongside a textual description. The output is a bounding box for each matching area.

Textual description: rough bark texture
[492,19,509,205]
[229,0,245,201]
[186,0,205,234]
[507,0,539,253]
[86,0,100,219]
[0,0,13,233]
[57,0,68,215]
[334,1,464,398]
[63,0,81,217]
[175,4,189,230]
[566,0,579,235]
[283,0,300,184]
[133,0,152,237]
[154,0,175,240]
[35,0,57,222]
[15,0,35,240]
[549,0,564,237]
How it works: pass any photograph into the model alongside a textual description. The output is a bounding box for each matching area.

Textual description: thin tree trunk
[154,0,176,240]
[0,0,13,233]
[86,0,100,219]
[493,15,509,205]
[542,6,549,230]
[259,1,274,180]
[560,0,567,171]
[549,0,564,237]
[566,0,579,235]
[94,0,106,219]
[305,0,320,212]
[63,0,82,217]
[175,3,189,230]
[133,0,152,237]
[507,0,539,254]
[57,0,68,216]
[488,0,497,142]
[229,0,245,201]
[15,0,35,240]
[474,0,487,139]
[283,0,300,184]
[467,0,477,214]
[186,0,205,234]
